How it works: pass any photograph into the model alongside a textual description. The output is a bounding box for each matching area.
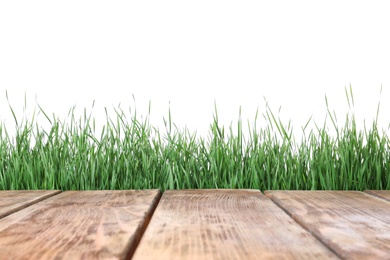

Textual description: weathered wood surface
[365,190,390,202]
[265,190,390,259]
[0,190,61,219]
[0,190,161,260]
[133,189,338,260]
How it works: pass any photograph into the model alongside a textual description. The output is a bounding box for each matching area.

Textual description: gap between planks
[265,190,390,260]
[132,189,338,260]
[364,189,390,202]
[0,190,61,219]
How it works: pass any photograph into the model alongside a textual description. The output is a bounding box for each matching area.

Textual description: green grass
[1,86,389,191]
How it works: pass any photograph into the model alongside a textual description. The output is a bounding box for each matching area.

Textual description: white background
[1,1,389,142]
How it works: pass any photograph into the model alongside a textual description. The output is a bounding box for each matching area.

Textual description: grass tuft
[1,87,389,191]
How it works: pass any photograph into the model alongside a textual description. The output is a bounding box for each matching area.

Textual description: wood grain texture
[364,190,390,202]
[0,190,61,219]
[132,189,338,260]
[265,190,390,259]
[0,190,161,260]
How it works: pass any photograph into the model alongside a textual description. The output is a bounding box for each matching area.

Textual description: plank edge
[364,190,390,202]
[0,190,62,219]
[264,190,344,259]
[125,189,163,259]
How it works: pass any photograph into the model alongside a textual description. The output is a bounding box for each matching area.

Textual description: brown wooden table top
[0,189,389,259]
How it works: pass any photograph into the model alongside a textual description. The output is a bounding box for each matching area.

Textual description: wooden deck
[0,190,389,259]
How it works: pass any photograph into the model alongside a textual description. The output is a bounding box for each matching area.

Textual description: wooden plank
[0,190,61,219]
[265,190,390,259]
[133,189,338,260]
[0,190,161,259]
[365,190,390,202]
